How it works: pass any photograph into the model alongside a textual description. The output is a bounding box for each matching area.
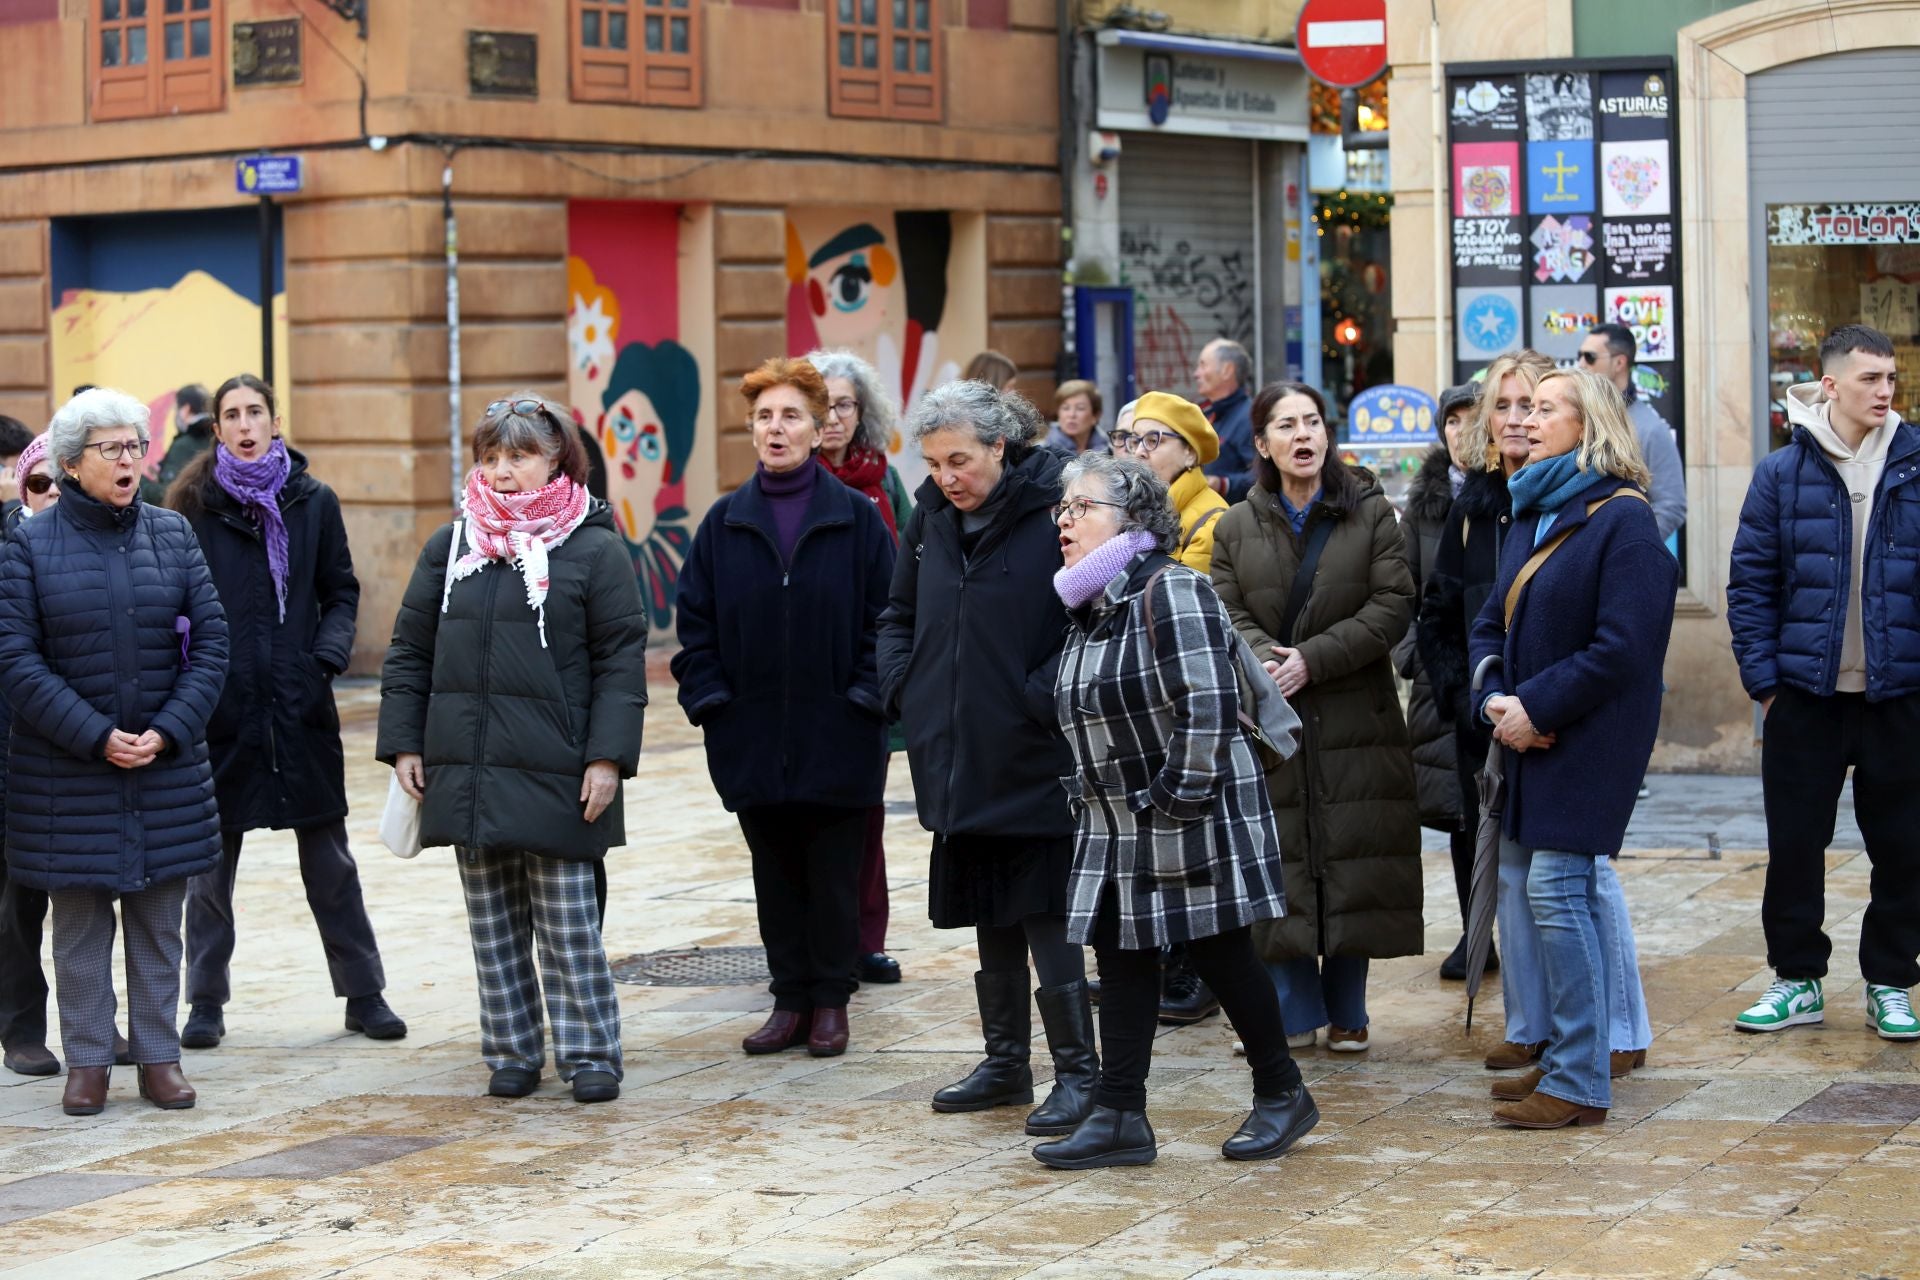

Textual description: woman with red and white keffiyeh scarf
[377,394,649,1106]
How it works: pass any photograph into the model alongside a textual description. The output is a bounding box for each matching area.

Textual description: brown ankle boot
[1609,1048,1647,1078]
[1484,1040,1547,1070]
[742,1010,811,1055]
[1490,1067,1545,1101]
[136,1062,196,1110]
[1492,1090,1606,1129]
[62,1065,110,1116]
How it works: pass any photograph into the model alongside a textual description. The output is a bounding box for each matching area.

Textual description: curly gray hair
[806,349,897,454]
[47,387,150,474]
[906,380,1039,449]
[1059,452,1178,553]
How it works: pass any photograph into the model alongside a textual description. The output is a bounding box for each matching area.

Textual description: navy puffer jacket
[1728,420,1920,703]
[0,481,229,893]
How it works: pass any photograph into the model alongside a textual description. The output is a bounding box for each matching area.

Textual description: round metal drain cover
[611,945,770,987]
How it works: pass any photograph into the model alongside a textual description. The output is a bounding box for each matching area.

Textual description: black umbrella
[1462,654,1507,1032]
[1464,737,1504,1031]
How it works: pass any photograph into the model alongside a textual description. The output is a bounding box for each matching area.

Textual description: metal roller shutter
[1118,132,1257,395]
[1748,51,1920,200]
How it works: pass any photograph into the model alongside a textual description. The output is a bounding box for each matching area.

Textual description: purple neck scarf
[1054,530,1159,609]
[213,438,292,621]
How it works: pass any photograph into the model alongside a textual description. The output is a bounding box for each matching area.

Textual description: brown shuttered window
[572,0,703,108]
[92,0,223,122]
[829,0,940,123]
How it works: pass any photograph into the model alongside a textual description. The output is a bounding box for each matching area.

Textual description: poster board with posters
[1444,59,1684,474]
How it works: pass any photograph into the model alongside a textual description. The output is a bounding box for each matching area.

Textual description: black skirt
[927,832,1074,930]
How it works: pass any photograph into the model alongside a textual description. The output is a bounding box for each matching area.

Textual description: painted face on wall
[787,217,902,355]
[602,386,670,545]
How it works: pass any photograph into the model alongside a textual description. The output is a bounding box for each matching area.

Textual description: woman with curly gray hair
[877,379,1097,1140]
[1034,452,1317,1170]
[808,350,913,985]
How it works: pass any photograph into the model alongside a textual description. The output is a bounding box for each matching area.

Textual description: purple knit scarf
[213,438,292,622]
[1054,530,1160,609]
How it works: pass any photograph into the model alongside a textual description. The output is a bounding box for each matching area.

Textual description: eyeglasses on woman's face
[828,398,860,420]
[1051,496,1126,525]
[23,472,54,495]
[84,439,150,462]
[485,398,561,430]
[1119,430,1179,455]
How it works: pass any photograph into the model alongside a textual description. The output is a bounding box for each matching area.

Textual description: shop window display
[1766,203,1920,452]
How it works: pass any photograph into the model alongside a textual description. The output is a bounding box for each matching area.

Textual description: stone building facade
[1385,0,1920,769]
[0,0,1061,667]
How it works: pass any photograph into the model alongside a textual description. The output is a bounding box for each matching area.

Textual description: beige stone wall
[1078,0,1304,43]
[1389,0,1920,770]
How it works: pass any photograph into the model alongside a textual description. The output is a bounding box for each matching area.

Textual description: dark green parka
[1209,471,1423,962]
[376,503,649,860]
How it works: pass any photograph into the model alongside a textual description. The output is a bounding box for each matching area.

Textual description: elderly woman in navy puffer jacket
[0,388,229,1118]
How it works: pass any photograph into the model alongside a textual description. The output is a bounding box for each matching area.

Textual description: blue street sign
[236,155,302,196]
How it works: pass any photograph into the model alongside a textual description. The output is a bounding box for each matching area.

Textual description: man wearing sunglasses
[1576,325,1687,546]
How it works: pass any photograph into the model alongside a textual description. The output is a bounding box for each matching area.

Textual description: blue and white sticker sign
[237,155,302,196]
[1346,384,1438,445]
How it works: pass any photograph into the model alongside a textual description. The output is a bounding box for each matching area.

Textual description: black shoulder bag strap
[1278,516,1335,645]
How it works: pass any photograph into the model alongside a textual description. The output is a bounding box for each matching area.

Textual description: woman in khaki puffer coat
[1209,381,1422,1054]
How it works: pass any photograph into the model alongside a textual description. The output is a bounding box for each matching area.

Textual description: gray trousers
[50,882,187,1068]
[184,819,386,1008]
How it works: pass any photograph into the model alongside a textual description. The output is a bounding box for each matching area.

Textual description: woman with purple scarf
[1037,451,1316,1170]
[166,374,404,1050]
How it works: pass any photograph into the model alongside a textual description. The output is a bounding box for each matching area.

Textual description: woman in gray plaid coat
[1033,452,1319,1171]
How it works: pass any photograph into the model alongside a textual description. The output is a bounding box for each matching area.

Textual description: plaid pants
[456,849,621,1081]
[49,882,187,1068]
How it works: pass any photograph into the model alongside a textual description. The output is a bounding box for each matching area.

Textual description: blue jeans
[1498,841,1650,1052]
[1267,955,1369,1033]
[1526,850,1611,1109]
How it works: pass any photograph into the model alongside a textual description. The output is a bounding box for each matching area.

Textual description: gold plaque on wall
[233,18,302,87]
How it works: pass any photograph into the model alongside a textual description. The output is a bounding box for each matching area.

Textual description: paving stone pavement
[1,678,1913,1280]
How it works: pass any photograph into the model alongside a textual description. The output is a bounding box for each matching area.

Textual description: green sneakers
[1734,977,1824,1033]
[1866,986,1920,1041]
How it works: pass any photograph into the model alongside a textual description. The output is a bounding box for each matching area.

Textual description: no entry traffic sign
[1296,0,1388,90]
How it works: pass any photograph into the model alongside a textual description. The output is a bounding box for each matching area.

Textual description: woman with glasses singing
[0,389,229,1116]
[808,349,911,987]
[379,393,648,1104]
[1116,392,1228,575]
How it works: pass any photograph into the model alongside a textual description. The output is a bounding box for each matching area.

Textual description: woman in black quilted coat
[378,395,648,1105]
[0,388,229,1117]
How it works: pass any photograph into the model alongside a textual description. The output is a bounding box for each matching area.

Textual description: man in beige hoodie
[1728,324,1920,1042]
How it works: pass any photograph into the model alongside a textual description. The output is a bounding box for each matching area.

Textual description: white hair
[807,349,898,454]
[906,380,1038,448]
[47,388,150,473]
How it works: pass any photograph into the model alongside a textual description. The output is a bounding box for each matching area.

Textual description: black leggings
[976,914,1084,989]
[1091,896,1299,1111]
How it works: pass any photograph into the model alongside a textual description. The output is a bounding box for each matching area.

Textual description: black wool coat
[671,460,894,814]
[376,502,650,861]
[176,450,359,832]
[877,444,1075,839]
[1395,445,1464,832]
[1415,467,1512,771]
[0,482,229,894]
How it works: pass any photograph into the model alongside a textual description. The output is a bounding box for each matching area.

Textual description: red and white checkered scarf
[443,467,590,647]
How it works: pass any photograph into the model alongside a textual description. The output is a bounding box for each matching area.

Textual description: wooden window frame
[90,0,224,122]
[829,0,941,123]
[570,0,703,109]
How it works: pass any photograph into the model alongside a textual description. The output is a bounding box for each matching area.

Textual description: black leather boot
[1025,979,1099,1136]
[1032,1105,1157,1169]
[931,971,1033,1113]
[1158,945,1221,1024]
[1221,1084,1320,1161]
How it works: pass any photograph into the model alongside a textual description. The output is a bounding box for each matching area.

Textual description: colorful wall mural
[566,200,702,632]
[783,208,966,491]
[50,208,289,469]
